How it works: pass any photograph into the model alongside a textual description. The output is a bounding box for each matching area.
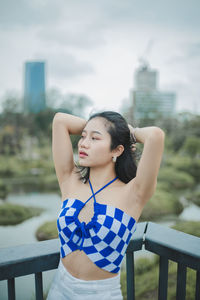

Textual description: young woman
[47,110,165,300]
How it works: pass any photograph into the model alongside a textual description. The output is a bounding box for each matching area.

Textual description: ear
[112,145,124,158]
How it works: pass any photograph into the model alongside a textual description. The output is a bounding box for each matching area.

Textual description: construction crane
[138,39,154,70]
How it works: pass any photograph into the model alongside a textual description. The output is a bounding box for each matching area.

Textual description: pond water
[0,192,200,300]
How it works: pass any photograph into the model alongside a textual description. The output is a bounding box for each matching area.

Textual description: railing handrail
[144,222,200,270]
[0,221,199,282]
[0,239,60,281]
[1,222,200,300]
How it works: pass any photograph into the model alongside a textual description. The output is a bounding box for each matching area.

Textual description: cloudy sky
[0,0,200,115]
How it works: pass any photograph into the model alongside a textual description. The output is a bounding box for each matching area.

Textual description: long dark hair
[75,111,138,184]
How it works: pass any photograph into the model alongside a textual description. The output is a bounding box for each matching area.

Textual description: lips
[79,151,88,157]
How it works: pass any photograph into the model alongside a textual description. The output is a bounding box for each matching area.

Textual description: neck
[89,163,117,189]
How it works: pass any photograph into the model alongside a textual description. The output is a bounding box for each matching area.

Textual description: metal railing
[0,222,200,300]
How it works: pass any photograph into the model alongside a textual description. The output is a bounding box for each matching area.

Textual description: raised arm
[52,112,87,188]
[128,125,165,205]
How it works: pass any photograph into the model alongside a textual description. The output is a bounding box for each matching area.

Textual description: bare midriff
[61,250,118,280]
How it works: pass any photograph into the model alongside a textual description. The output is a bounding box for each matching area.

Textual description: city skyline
[0,1,199,115]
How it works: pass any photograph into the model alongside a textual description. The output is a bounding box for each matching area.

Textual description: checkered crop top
[57,176,137,273]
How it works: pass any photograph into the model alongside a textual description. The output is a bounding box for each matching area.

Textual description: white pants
[46,259,123,300]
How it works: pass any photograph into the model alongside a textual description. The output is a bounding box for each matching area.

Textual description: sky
[0,0,200,116]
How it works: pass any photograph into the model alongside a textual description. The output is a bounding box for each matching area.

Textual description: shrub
[158,167,195,189]
[35,220,58,241]
[171,220,200,238]
[0,179,11,200]
[0,203,43,225]
[185,189,200,207]
[140,189,183,221]
[164,155,200,184]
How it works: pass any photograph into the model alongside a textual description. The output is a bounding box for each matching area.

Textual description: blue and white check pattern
[57,198,137,273]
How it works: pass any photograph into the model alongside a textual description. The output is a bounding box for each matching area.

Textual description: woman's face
[78,117,113,167]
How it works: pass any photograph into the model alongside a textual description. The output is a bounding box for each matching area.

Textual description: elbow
[53,112,63,120]
[150,127,165,141]
[53,112,67,124]
[155,127,165,138]
[53,112,61,122]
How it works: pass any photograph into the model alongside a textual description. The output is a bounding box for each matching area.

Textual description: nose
[79,137,90,148]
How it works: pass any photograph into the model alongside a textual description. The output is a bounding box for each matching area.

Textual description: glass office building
[24,61,46,114]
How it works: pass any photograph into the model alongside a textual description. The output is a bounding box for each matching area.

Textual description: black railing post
[195,270,200,300]
[35,272,43,300]
[126,251,135,300]
[7,278,15,300]
[158,256,168,300]
[176,263,187,300]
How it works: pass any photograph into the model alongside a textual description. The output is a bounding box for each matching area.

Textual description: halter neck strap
[84,176,118,205]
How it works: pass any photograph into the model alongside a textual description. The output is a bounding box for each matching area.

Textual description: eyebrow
[82,129,102,135]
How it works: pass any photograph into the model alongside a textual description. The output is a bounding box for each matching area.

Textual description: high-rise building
[135,65,157,91]
[131,63,176,120]
[24,61,46,114]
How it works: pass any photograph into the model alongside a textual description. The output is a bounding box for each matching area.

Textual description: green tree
[181,136,200,157]
[59,93,93,118]
[158,167,195,189]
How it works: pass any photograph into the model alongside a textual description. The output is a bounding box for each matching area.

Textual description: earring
[112,156,117,162]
